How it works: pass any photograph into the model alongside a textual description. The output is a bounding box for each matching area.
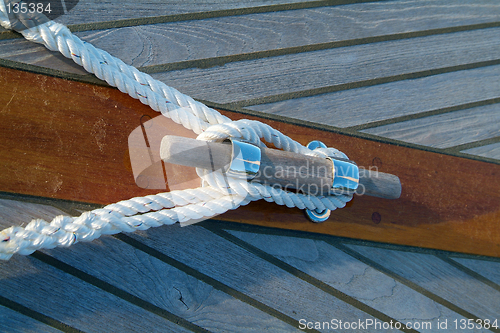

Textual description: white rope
[0,2,353,260]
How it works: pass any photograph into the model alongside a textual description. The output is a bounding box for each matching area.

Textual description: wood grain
[248,65,500,128]
[226,230,478,326]
[0,199,199,332]
[463,142,500,160]
[72,1,500,66]
[362,103,500,149]
[0,197,297,332]
[0,305,63,333]
[0,255,191,333]
[128,225,387,327]
[451,258,500,286]
[0,39,89,75]
[53,0,323,25]
[346,245,500,319]
[3,1,500,69]
[0,66,180,204]
[0,67,499,256]
[0,199,67,229]
[44,235,299,332]
[151,28,500,104]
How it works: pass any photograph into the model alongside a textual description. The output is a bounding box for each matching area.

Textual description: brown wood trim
[1,66,499,257]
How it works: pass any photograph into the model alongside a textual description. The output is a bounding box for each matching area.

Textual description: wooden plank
[463,142,500,160]
[0,199,67,227]
[345,245,500,320]
[150,28,500,104]
[0,305,63,333]
[44,235,299,332]
[1,67,499,257]
[248,65,500,128]
[361,103,500,149]
[0,39,89,75]
[0,255,192,333]
[451,258,500,286]
[0,66,178,205]
[54,0,324,25]
[0,200,197,332]
[2,1,500,70]
[127,225,391,329]
[0,0,328,35]
[225,230,481,328]
[0,198,297,332]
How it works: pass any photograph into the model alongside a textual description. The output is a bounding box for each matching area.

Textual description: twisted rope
[0,1,352,260]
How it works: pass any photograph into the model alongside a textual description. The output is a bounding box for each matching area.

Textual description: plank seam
[204,226,419,333]
[443,136,500,153]
[113,233,314,333]
[346,97,500,131]
[225,59,500,108]
[0,294,84,333]
[0,0,385,40]
[138,22,500,74]
[31,251,210,333]
[436,255,500,294]
[329,242,500,333]
[202,220,500,263]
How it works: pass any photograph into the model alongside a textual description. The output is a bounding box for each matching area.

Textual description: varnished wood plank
[128,225,390,329]
[3,1,500,70]
[361,103,500,149]
[0,255,192,333]
[0,67,499,257]
[0,66,178,205]
[150,28,500,104]
[345,245,500,320]
[463,142,500,160]
[248,65,500,128]
[44,236,299,332]
[0,305,64,333]
[225,230,480,327]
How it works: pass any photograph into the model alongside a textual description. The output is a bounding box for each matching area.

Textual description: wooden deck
[1,0,499,332]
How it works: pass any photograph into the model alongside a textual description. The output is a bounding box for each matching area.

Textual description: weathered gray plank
[150,28,500,104]
[248,65,500,128]
[463,142,500,160]
[3,1,500,69]
[226,230,484,333]
[74,3,500,68]
[0,305,63,333]
[129,225,393,332]
[0,199,67,229]
[345,245,500,320]
[0,199,193,332]
[0,198,298,332]
[451,258,500,286]
[0,255,192,333]
[54,0,323,25]
[361,103,500,149]
[44,236,299,332]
